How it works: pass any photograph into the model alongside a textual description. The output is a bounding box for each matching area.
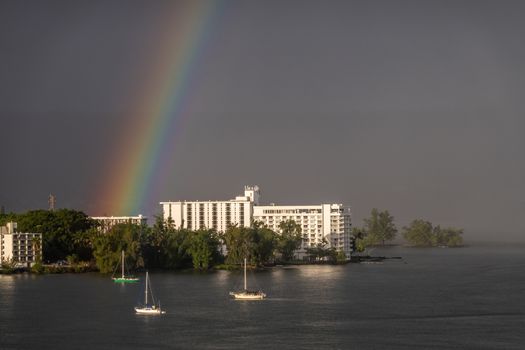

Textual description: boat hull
[113,277,140,283]
[230,291,266,300]
[134,307,165,315]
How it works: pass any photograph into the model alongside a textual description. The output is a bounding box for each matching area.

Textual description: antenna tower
[48,194,56,211]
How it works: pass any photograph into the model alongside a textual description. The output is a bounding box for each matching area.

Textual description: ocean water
[1,244,524,349]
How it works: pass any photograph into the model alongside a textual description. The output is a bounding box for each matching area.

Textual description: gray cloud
[1,0,524,241]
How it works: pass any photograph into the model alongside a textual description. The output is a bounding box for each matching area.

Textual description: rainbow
[96,1,222,216]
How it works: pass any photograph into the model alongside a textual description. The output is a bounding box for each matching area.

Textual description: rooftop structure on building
[1,222,42,268]
[160,186,352,257]
[91,215,147,233]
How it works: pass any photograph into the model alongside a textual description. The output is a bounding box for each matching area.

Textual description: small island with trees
[353,208,464,251]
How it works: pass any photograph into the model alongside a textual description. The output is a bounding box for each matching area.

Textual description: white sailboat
[134,271,166,315]
[112,250,139,283]
[229,258,266,300]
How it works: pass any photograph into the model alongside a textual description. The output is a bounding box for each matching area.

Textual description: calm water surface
[1,244,524,349]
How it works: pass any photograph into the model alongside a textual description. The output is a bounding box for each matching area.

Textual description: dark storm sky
[1,0,524,241]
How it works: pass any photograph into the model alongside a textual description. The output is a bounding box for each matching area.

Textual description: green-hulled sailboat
[112,250,139,283]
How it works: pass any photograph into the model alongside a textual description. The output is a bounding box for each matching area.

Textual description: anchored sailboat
[229,258,266,300]
[135,271,166,315]
[112,250,139,283]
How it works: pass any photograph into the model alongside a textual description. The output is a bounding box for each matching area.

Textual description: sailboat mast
[121,250,125,278]
[145,271,149,305]
[244,258,247,290]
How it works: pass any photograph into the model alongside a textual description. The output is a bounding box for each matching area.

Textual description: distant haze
[1,0,524,242]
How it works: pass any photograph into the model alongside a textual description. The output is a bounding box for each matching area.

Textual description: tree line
[352,208,464,251]
[0,209,321,272]
[1,207,464,271]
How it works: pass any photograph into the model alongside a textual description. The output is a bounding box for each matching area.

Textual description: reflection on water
[296,265,345,282]
[0,275,16,314]
[0,275,16,290]
[212,270,230,288]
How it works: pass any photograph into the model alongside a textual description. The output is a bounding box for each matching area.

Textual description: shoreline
[1,259,359,275]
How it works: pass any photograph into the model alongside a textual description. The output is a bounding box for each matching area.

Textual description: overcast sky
[1,0,524,241]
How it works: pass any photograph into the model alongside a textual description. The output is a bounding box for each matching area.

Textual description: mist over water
[1,244,524,349]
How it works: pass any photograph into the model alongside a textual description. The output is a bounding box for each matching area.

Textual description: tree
[363,208,397,246]
[433,226,464,247]
[251,223,277,266]
[223,224,251,265]
[92,222,143,273]
[402,220,435,246]
[71,228,97,262]
[305,239,337,263]
[445,231,464,247]
[141,215,171,268]
[188,229,221,270]
[352,226,369,252]
[1,258,17,273]
[0,212,19,226]
[223,223,277,266]
[164,228,193,269]
[31,235,44,273]
[402,220,464,247]
[378,210,397,244]
[16,209,97,262]
[277,219,303,262]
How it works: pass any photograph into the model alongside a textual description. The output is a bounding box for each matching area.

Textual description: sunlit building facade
[253,204,352,257]
[91,215,148,233]
[1,222,42,267]
[160,186,353,257]
[160,186,259,232]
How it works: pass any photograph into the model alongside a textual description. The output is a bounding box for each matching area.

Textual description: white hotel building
[160,186,353,257]
[253,204,352,256]
[160,187,259,233]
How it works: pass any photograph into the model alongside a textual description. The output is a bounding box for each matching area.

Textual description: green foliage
[31,261,44,274]
[305,239,337,263]
[0,212,19,226]
[402,220,464,247]
[92,223,143,273]
[222,223,277,266]
[277,219,303,261]
[15,209,97,262]
[67,254,79,265]
[432,226,464,247]
[164,229,194,268]
[223,225,251,265]
[5,208,369,273]
[142,216,211,269]
[336,250,348,262]
[363,208,397,246]
[141,215,175,268]
[0,259,17,274]
[252,223,277,266]
[352,227,368,252]
[402,219,434,246]
[188,229,221,270]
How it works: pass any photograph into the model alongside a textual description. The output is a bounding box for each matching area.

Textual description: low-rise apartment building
[1,222,42,267]
[91,215,148,233]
